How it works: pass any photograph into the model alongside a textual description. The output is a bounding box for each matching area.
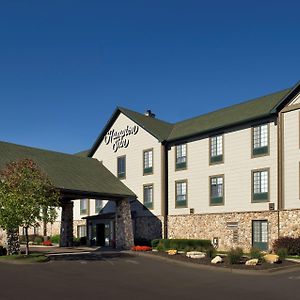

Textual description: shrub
[205,246,217,258]
[73,237,80,246]
[0,246,7,256]
[250,247,263,260]
[33,236,44,245]
[276,248,288,260]
[155,239,212,252]
[228,247,244,264]
[50,234,60,244]
[273,237,300,256]
[151,239,160,248]
[19,234,43,244]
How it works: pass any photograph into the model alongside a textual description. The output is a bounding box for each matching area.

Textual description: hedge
[273,237,300,256]
[153,239,212,251]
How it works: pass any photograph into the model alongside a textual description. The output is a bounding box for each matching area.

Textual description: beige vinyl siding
[283,109,300,209]
[168,122,278,215]
[288,93,300,105]
[93,113,163,216]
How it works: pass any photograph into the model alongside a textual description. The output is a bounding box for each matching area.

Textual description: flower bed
[131,245,152,251]
[42,240,52,246]
[148,250,298,270]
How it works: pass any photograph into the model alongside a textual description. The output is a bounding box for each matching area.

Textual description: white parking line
[288,275,300,280]
[125,260,139,265]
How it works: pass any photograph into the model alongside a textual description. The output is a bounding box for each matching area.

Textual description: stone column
[60,200,74,247]
[115,198,134,249]
[6,229,20,255]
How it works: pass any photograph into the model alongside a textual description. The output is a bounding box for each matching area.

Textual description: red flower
[42,240,52,246]
[131,245,152,251]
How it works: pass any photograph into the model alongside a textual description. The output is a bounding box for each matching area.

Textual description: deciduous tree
[0,159,60,255]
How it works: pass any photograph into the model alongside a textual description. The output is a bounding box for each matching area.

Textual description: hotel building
[71,81,300,251]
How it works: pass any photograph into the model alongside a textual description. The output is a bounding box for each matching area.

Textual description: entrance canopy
[0,140,136,201]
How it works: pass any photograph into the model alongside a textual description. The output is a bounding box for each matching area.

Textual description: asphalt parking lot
[1,254,300,300]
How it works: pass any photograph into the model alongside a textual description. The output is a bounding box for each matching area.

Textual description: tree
[0,159,60,255]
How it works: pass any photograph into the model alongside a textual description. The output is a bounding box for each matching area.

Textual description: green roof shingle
[118,107,174,142]
[168,88,292,141]
[104,87,296,143]
[0,141,135,199]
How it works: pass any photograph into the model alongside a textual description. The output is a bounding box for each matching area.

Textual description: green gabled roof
[88,82,300,151]
[0,141,135,199]
[88,106,174,156]
[118,107,174,141]
[167,88,292,141]
[75,149,90,157]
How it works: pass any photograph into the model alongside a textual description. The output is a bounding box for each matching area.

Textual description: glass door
[252,220,268,251]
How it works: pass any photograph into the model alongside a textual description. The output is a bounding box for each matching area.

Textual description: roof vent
[144,110,156,118]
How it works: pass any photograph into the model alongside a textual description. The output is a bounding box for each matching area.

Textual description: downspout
[163,142,169,239]
[277,112,284,238]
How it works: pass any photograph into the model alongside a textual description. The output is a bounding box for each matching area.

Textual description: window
[210,135,223,164]
[95,200,103,214]
[252,220,268,251]
[175,144,187,170]
[252,124,269,156]
[117,155,126,179]
[143,184,153,209]
[34,226,40,235]
[210,175,224,205]
[252,169,269,202]
[175,180,187,208]
[77,225,87,238]
[80,199,88,215]
[143,149,153,175]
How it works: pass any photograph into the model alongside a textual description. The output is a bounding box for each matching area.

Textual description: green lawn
[0,253,49,263]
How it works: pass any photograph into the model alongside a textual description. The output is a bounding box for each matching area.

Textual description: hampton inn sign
[104,125,139,152]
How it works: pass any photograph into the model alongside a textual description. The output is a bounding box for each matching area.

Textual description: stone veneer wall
[0,228,6,246]
[280,209,300,237]
[134,216,164,241]
[168,211,278,252]
[2,209,299,250]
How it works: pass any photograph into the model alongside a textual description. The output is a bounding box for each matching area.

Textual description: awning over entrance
[0,140,136,249]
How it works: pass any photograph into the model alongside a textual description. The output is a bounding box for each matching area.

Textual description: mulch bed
[148,251,297,270]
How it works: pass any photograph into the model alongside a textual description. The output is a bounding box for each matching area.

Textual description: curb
[125,251,300,276]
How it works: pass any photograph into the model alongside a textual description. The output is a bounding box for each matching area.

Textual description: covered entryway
[84,213,115,247]
[0,140,136,250]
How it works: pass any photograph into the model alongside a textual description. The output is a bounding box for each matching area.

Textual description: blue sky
[0,0,299,153]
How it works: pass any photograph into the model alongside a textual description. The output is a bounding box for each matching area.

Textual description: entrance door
[96,224,105,246]
[252,220,268,251]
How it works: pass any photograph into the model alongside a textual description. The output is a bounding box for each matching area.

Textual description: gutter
[166,114,276,144]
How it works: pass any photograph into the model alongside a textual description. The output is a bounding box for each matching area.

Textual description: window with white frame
[143,184,153,209]
[210,135,223,164]
[175,180,187,208]
[80,199,88,215]
[210,175,224,205]
[143,149,153,175]
[77,225,87,238]
[253,124,269,156]
[175,144,187,170]
[252,169,269,201]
